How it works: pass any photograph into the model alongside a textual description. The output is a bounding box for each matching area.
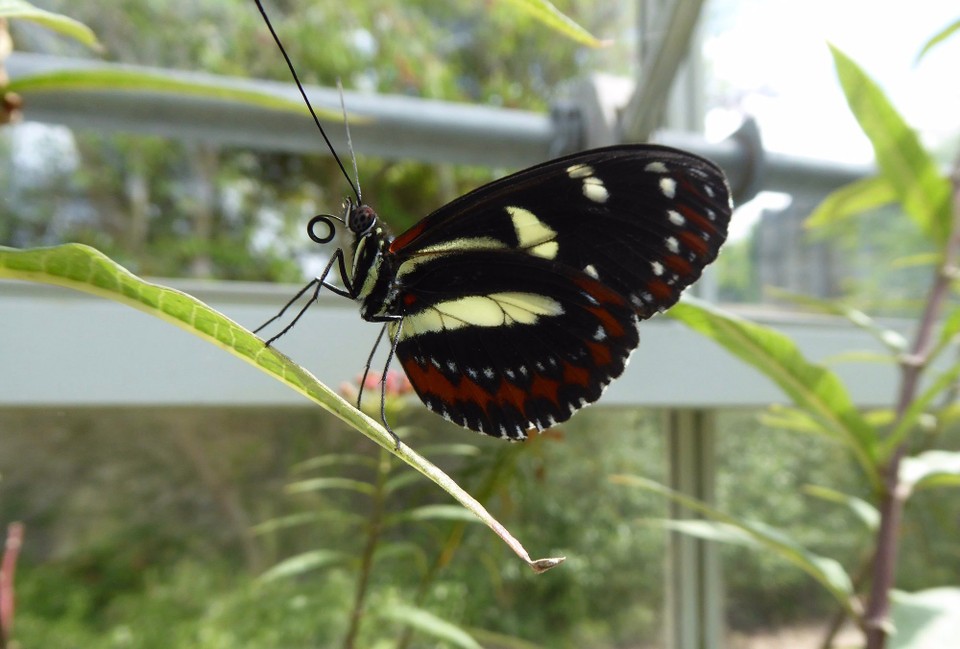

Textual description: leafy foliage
[634,28,960,649]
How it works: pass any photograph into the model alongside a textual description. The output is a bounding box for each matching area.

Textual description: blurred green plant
[621,25,960,649]
[253,371,536,648]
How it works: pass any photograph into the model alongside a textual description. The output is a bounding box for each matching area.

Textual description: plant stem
[863,164,960,649]
[342,448,391,649]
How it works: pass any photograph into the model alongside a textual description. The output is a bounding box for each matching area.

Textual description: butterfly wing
[388,144,732,438]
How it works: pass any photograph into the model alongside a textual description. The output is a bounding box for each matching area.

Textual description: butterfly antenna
[337,78,362,203]
[254,0,361,203]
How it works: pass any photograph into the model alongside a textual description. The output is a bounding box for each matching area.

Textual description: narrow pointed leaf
[286,477,376,496]
[766,287,907,354]
[0,0,99,49]
[259,549,348,582]
[830,45,951,244]
[669,299,880,487]
[916,19,960,62]
[806,175,896,231]
[7,69,343,120]
[499,0,607,48]
[618,475,855,613]
[803,485,880,531]
[380,603,483,649]
[759,405,839,438]
[252,511,364,535]
[0,244,563,572]
[882,364,960,457]
[292,453,378,473]
[386,505,483,526]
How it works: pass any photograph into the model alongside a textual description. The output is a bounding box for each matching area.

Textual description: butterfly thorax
[347,202,399,321]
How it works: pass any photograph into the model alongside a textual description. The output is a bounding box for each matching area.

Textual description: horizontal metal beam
[7,53,871,198]
[7,52,553,168]
[0,279,902,409]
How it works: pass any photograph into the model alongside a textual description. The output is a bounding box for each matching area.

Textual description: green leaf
[499,0,607,48]
[251,511,364,535]
[385,505,483,526]
[891,588,960,649]
[927,307,960,366]
[384,470,426,494]
[759,405,843,438]
[900,450,960,493]
[7,69,345,120]
[292,453,378,474]
[258,549,347,582]
[882,364,960,457]
[0,0,100,49]
[0,244,564,573]
[802,484,880,531]
[285,477,376,496]
[806,175,897,231]
[380,603,483,649]
[916,18,960,62]
[617,475,856,614]
[766,288,908,355]
[669,299,880,488]
[829,45,952,245]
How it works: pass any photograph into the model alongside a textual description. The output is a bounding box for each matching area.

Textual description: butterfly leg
[381,318,405,449]
[356,324,388,409]
[356,316,405,449]
[254,248,354,346]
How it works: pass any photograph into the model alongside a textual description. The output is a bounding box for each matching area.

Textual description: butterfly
[253,2,733,441]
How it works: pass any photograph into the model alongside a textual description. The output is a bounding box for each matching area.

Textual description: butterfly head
[346,200,379,237]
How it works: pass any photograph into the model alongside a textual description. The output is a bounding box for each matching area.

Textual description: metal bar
[0,279,906,408]
[6,52,553,168]
[665,410,723,649]
[7,53,871,195]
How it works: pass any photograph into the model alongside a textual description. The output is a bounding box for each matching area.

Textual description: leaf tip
[528,556,565,573]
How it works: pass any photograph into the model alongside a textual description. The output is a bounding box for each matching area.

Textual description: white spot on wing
[651,261,664,276]
[506,206,558,259]
[583,264,599,279]
[665,236,680,253]
[582,176,609,203]
[566,163,595,178]
[667,210,685,226]
[645,161,668,173]
[659,177,677,199]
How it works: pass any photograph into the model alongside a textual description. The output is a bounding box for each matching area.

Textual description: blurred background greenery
[2,0,959,647]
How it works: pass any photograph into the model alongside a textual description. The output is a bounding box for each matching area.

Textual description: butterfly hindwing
[392,250,641,438]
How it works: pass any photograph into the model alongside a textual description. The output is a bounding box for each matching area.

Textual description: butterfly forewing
[386,144,732,438]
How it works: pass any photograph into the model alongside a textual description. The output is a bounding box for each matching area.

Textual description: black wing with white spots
[384,145,732,439]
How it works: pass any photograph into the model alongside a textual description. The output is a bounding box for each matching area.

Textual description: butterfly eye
[349,205,378,236]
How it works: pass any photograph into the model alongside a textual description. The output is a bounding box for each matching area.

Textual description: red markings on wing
[562,362,591,386]
[645,279,674,301]
[679,230,710,258]
[389,219,428,253]
[400,355,599,424]
[585,341,613,366]
[663,254,694,276]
